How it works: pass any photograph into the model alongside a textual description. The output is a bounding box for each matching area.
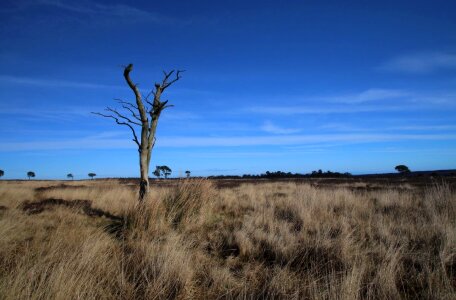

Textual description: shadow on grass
[21,198,125,238]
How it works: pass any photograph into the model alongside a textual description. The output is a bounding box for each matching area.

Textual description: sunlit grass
[0,179,454,299]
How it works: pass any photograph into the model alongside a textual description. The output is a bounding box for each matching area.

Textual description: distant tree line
[0,168,394,180]
[208,170,352,179]
[6,164,455,180]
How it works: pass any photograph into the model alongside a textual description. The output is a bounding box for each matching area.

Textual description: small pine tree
[395,165,411,174]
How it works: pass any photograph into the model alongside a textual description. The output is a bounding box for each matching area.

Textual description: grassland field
[0,176,455,299]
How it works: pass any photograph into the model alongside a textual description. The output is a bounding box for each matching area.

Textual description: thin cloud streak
[0,104,199,125]
[379,52,456,73]
[246,91,456,115]
[0,106,100,122]
[158,134,456,147]
[328,88,410,104]
[0,75,123,90]
[260,121,301,134]
[319,124,456,132]
[37,0,171,23]
[388,125,456,131]
[2,133,456,151]
[247,105,405,115]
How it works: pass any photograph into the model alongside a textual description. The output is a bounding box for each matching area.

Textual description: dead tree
[93,64,183,202]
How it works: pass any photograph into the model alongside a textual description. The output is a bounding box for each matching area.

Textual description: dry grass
[0,178,455,299]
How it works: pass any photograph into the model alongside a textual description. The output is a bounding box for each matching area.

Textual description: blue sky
[1,0,456,179]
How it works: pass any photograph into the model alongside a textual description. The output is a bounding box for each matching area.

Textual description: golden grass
[0,179,455,299]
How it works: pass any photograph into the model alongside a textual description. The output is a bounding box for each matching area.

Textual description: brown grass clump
[0,178,455,299]
[162,178,214,227]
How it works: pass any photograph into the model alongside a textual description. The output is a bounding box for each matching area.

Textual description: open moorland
[0,177,455,299]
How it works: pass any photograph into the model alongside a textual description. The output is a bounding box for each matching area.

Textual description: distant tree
[153,166,161,178]
[88,173,96,180]
[27,171,35,180]
[185,170,191,178]
[395,165,411,174]
[67,173,74,180]
[161,166,172,179]
[0,169,4,178]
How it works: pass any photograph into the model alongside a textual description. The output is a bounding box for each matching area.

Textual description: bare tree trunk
[139,148,149,202]
[93,64,182,204]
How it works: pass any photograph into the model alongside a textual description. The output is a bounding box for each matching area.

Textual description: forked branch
[161,70,184,91]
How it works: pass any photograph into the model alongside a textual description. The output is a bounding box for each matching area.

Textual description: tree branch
[105,107,141,126]
[115,98,138,110]
[114,99,141,122]
[91,112,140,147]
[161,70,174,86]
[161,70,184,91]
[144,98,154,108]
[121,105,142,122]
[123,64,148,124]
[159,100,174,110]
[143,89,155,103]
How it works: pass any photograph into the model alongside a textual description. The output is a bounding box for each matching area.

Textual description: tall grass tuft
[162,178,214,227]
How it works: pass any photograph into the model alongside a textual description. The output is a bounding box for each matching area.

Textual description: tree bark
[139,148,149,202]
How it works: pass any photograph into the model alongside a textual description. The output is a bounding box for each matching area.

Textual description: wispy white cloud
[390,125,456,131]
[0,101,199,124]
[319,122,456,132]
[0,75,123,89]
[318,123,369,132]
[370,147,456,154]
[318,123,456,133]
[37,0,170,23]
[407,93,456,105]
[0,132,131,152]
[379,52,456,74]
[0,106,98,121]
[247,105,404,115]
[158,134,456,148]
[2,133,456,151]
[328,88,409,104]
[245,88,456,115]
[260,121,301,134]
